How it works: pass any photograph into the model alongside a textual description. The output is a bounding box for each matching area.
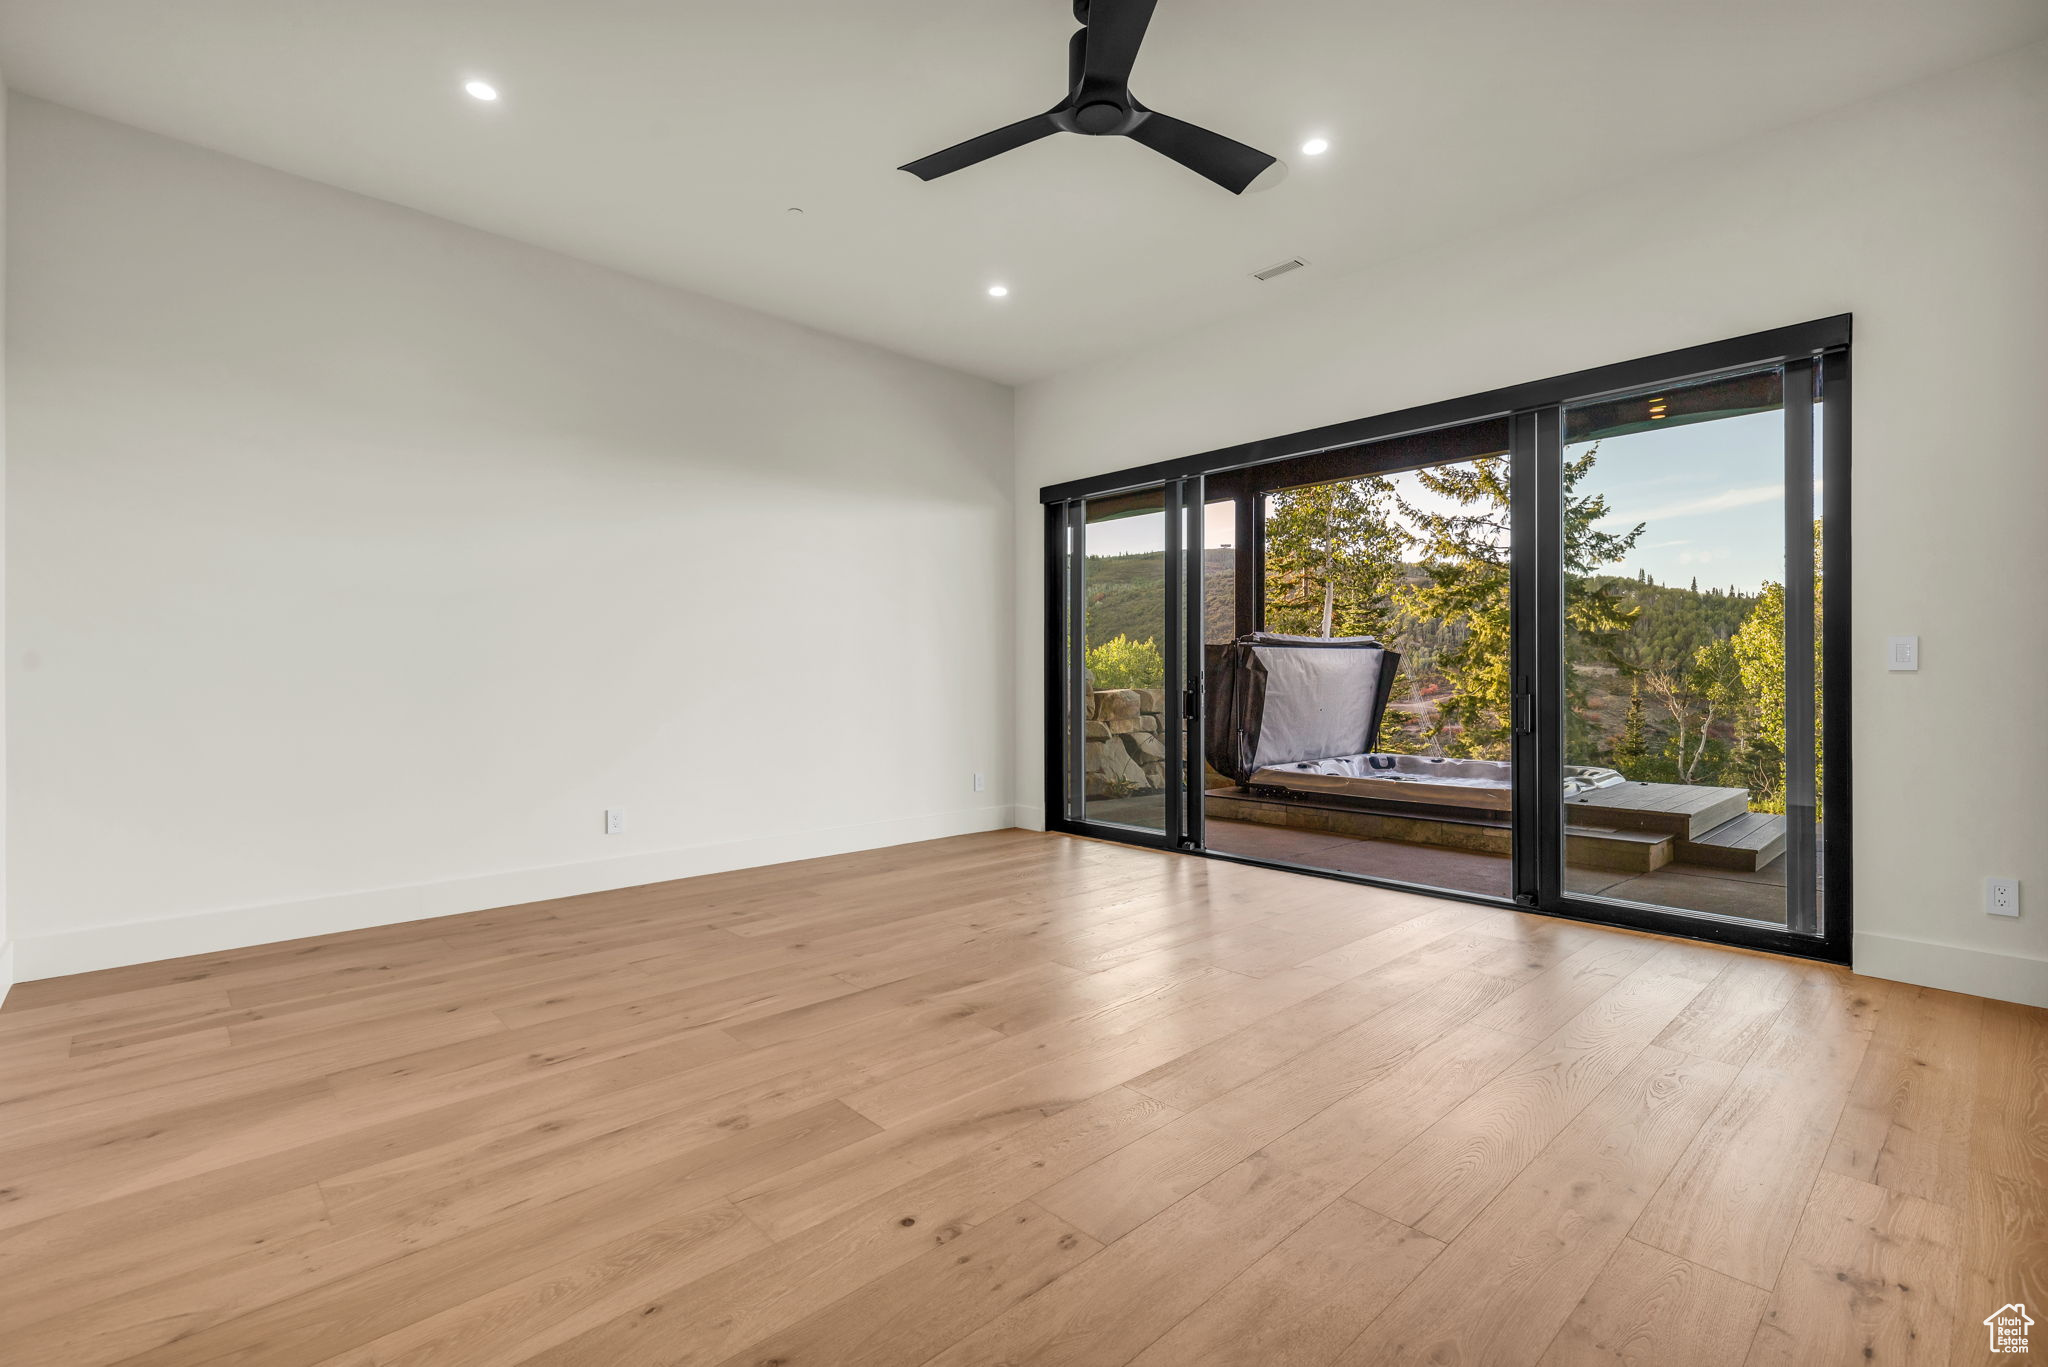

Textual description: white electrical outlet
[604,808,625,836]
[973,772,987,793]
[1986,877,2020,917]
[1886,635,1920,671]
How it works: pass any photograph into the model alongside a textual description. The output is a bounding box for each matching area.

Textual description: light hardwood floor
[0,830,2040,1367]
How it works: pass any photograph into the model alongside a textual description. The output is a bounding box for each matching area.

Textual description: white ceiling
[3,1,2044,383]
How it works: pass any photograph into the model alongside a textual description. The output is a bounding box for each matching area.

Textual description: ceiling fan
[899,0,1280,195]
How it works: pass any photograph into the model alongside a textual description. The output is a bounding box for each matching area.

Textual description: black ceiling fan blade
[1080,0,1158,89]
[899,115,1061,181]
[1124,110,1277,194]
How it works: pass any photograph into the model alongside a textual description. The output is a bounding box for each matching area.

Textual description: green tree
[1644,637,1743,783]
[1394,449,1643,758]
[1731,522,1823,812]
[1085,634,1164,690]
[1612,681,1649,774]
[1263,477,1407,638]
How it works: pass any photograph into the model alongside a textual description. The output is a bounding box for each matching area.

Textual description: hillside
[1082,550,1236,647]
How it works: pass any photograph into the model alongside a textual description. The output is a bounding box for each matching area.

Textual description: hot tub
[1204,634,1624,815]
[1248,753,1625,812]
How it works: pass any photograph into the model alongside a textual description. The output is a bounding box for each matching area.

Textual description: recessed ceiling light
[464,80,500,102]
[987,284,1010,298]
[1300,137,1330,156]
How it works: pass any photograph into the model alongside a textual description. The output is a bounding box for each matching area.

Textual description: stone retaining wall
[1083,688,1167,797]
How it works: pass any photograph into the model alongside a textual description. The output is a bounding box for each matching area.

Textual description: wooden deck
[1214,781,1788,876]
[1565,781,1752,839]
[1205,817,1793,925]
[0,830,2036,1367]
[1568,783,1786,874]
[1680,810,1791,871]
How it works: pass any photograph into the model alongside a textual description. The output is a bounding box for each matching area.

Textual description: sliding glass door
[1046,321,1849,962]
[1049,480,1198,846]
[1548,366,1824,932]
[1198,439,1518,900]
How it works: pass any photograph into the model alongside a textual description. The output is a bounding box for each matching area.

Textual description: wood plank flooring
[0,830,2041,1367]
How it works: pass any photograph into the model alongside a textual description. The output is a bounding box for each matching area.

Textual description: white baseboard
[1012,804,1047,832]
[12,804,1023,984]
[0,940,15,1008]
[1853,931,2048,1008]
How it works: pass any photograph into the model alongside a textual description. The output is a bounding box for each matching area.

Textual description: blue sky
[1569,410,1800,593]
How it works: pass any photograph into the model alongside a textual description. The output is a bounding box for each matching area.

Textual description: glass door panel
[1076,488,1172,831]
[1555,368,1818,929]
[1199,452,1513,899]
[1200,498,1239,646]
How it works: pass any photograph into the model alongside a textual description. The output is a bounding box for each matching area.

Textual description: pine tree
[1262,477,1407,638]
[1393,448,1643,758]
[1612,681,1649,774]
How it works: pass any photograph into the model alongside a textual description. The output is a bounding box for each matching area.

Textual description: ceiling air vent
[1252,258,1309,281]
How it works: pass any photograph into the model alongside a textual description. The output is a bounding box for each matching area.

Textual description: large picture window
[1043,319,1850,962]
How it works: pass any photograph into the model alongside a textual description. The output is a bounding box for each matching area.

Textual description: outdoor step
[1564,782,1750,839]
[1676,810,1787,873]
[1564,825,1675,875]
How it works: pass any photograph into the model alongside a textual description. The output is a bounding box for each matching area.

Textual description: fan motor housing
[1074,102,1127,134]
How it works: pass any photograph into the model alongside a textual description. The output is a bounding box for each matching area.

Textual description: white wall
[6,98,1015,981]
[1014,41,2048,1007]
[0,72,10,1002]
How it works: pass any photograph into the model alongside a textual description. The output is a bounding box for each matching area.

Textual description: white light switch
[1886,636,1919,671]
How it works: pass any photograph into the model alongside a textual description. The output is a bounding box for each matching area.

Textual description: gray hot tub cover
[1205,633,1401,784]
